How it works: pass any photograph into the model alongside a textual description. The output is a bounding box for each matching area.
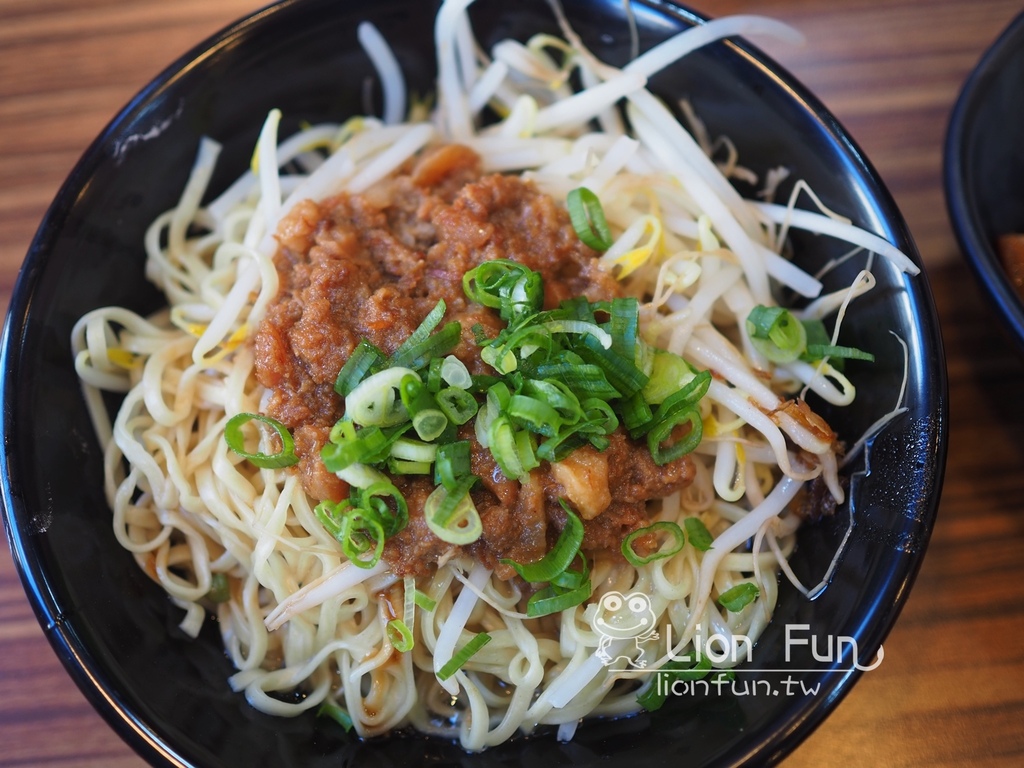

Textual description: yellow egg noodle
[70,0,916,749]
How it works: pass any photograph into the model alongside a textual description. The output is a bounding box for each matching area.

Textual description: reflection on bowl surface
[946,11,1024,353]
[1,0,946,766]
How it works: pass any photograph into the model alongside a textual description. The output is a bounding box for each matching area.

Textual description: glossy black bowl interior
[945,11,1024,353]
[1,1,946,766]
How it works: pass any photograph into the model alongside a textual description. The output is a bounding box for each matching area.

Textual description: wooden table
[2,0,1022,765]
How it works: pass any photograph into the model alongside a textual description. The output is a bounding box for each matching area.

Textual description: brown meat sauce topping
[254,144,695,577]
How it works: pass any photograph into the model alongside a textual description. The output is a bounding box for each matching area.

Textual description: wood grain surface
[2,1,1023,766]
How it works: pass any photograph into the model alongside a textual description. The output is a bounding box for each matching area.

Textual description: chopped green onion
[805,343,875,362]
[621,521,685,566]
[399,374,436,415]
[621,391,653,433]
[567,187,613,251]
[802,317,831,349]
[412,590,437,612]
[501,500,583,583]
[388,457,432,475]
[463,260,543,322]
[684,517,714,552]
[636,655,713,711]
[345,367,417,427]
[426,356,444,393]
[541,319,612,349]
[647,407,703,465]
[607,296,640,358]
[390,437,437,463]
[334,340,387,396]
[525,579,591,617]
[488,414,525,479]
[746,305,807,364]
[358,481,408,537]
[514,428,540,473]
[341,510,386,568]
[313,498,350,542]
[224,412,300,469]
[645,369,712,434]
[393,321,462,371]
[335,461,390,489]
[440,355,473,389]
[390,299,446,364]
[535,421,590,463]
[423,478,482,545]
[507,394,562,437]
[206,572,230,603]
[532,360,621,400]
[719,582,760,612]
[437,632,492,681]
[548,551,590,590]
[317,701,355,732]
[463,263,506,309]
[315,501,387,569]
[320,424,390,472]
[523,378,581,421]
[411,409,448,441]
[436,387,478,425]
[386,619,415,652]
[434,440,472,491]
[642,350,694,405]
[577,334,648,399]
[580,397,619,435]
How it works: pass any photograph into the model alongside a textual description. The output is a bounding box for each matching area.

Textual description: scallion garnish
[683,517,714,552]
[718,582,760,612]
[746,305,807,364]
[526,580,591,617]
[746,305,875,366]
[501,500,584,583]
[386,619,415,652]
[435,387,478,425]
[621,521,685,566]
[567,187,613,251]
[388,457,432,475]
[390,299,446,365]
[320,260,713,576]
[314,481,407,568]
[345,366,417,427]
[412,590,437,612]
[358,481,408,536]
[440,355,473,389]
[437,632,492,681]
[423,477,483,544]
[647,407,703,466]
[411,409,448,441]
[206,572,231,603]
[434,440,472,491]
[642,349,694,405]
[317,701,355,732]
[224,412,300,469]
[636,655,713,711]
[805,343,875,362]
[334,339,387,396]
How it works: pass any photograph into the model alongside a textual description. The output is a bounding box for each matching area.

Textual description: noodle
[70,0,917,751]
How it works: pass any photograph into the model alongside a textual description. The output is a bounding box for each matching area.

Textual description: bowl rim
[944,9,1024,352]
[1,1,947,766]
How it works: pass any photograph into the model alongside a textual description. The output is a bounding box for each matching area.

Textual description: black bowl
[1,1,946,766]
[945,11,1024,353]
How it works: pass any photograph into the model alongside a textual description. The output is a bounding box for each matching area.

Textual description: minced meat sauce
[253,144,695,577]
